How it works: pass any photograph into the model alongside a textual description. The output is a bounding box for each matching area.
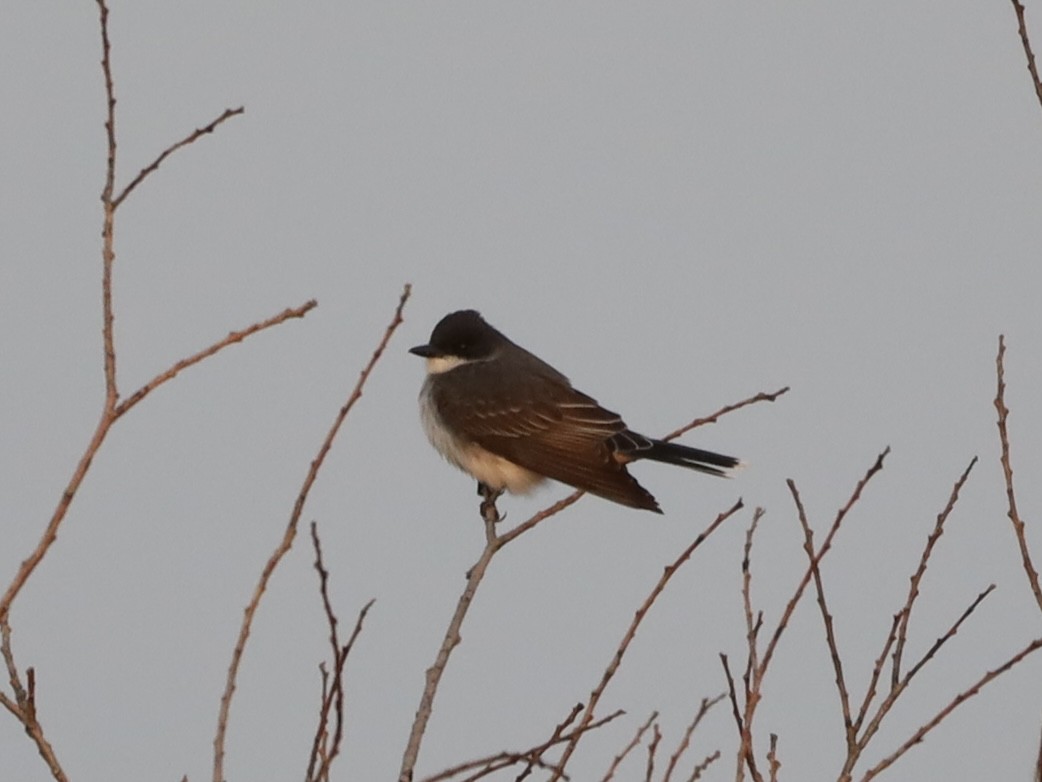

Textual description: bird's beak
[409,344,436,357]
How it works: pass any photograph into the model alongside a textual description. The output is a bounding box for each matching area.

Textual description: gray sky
[3,2,1042,780]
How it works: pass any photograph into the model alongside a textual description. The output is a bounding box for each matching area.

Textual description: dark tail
[641,439,741,477]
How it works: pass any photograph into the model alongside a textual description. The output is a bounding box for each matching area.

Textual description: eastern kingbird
[409,310,740,513]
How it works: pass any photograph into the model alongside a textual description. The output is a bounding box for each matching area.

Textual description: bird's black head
[409,309,504,361]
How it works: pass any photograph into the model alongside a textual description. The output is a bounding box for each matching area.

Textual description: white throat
[425,354,469,375]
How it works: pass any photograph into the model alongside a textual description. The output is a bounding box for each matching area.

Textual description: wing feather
[430,360,659,510]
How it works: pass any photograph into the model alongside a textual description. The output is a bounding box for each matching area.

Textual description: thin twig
[644,723,662,782]
[515,702,583,782]
[766,734,780,782]
[420,710,624,782]
[0,0,273,629]
[727,452,888,782]
[741,511,764,688]
[850,585,997,776]
[662,694,724,782]
[761,450,888,676]
[720,653,756,782]
[852,613,901,740]
[890,458,977,688]
[116,301,317,418]
[791,485,854,750]
[661,387,790,443]
[994,336,1042,613]
[306,522,375,782]
[113,107,244,208]
[96,0,118,408]
[495,489,585,548]
[1035,712,1042,782]
[400,486,504,782]
[214,284,410,782]
[860,635,1042,780]
[1,617,67,781]
[850,458,977,744]
[1010,0,1042,113]
[686,750,721,782]
[548,499,746,782]
[602,711,658,781]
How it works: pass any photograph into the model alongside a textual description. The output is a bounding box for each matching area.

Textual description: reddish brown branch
[994,336,1042,614]
[0,301,317,628]
[214,284,410,782]
[720,653,758,782]
[860,635,1042,780]
[548,499,746,782]
[0,1,278,630]
[306,522,374,782]
[644,722,663,782]
[762,450,888,675]
[662,387,789,443]
[115,300,317,418]
[1,618,67,781]
[725,451,888,782]
[400,492,503,782]
[792,487,854,750]
[766,734,780,782]
[113,107,245,208]
[688,749,721,782]
[516,703,584,782]
[602,711,658,781]
[420,709,623,782]
[1011,0,1042,113]
[890,458,977,687]
[662,694,724,782]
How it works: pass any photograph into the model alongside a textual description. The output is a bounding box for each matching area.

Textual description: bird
[409,310,740,513]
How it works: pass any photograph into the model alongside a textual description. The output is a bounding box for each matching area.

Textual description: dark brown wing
[431,360,661,511]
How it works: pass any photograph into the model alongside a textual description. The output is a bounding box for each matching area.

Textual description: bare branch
[602,711,658,781]
[792,485,854,750]
[890,458,977,688]
[400,486,505,782]
[1036,713,1042,782]
[741,510,765,686]
[1010,0,1042,113]
[96,0,119,407]
[860,635,1042,781]
[420,710,623,782]
[1,618,67,781]
[662,694,725,782]
[115,300,317,418]
[761,450,888,676]
[548,499,745,782]
[686,749,721,782]
[766,734,780,782]
[994,336,1042,613]
[902,585,995,687]
[306,522,375,782]
[495,489,585,548]
[661,387,790,443]
[113,107,245,208]
[214,284,410,782]
[515,702,583,782]
[720,653,757,782]
[644,722,662,782]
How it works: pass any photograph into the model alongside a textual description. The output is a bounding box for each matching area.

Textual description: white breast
[418,377,543,494]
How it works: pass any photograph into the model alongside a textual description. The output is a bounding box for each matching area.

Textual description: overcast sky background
[3,2,1042,781]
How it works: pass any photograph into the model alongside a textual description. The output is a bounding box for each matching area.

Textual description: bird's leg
[477,482,504,524]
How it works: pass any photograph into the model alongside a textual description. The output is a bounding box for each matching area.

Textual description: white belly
[419,379,543,494]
